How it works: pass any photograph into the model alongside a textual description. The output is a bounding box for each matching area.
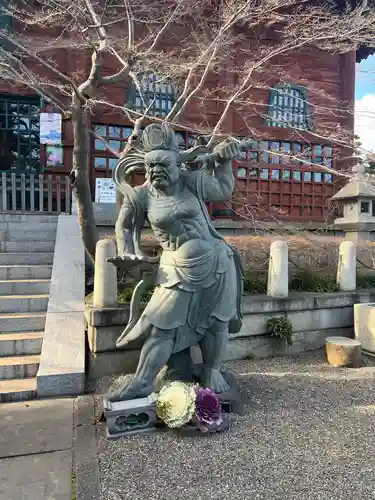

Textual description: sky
[355,54,375,153]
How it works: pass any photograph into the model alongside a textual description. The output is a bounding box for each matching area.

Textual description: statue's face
[145,150,179,190]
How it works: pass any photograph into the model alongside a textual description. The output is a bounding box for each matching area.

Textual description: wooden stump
[325,337,362,367]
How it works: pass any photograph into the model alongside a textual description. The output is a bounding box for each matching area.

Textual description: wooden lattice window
[92,124,133,174]
[266,84,311,130]
[129,72,175,117]
[0,95,40,173]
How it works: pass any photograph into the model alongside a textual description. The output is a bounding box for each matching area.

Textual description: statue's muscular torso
[146,177,217,258]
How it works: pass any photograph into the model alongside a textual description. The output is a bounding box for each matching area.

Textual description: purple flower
[195,387,222,426]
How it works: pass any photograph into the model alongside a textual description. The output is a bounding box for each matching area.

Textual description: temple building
[0,2,372,225]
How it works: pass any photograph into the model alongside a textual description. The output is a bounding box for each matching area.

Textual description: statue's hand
[213,138,240,163]
[107,253,160,270]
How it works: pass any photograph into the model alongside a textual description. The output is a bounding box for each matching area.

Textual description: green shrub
[118,286,154,304]
[243,271,268,295]
[289,272,339,293]
[266,316,293,345]
[357,274,375,289]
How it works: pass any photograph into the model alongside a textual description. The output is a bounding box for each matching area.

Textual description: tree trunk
[70,100,99,262]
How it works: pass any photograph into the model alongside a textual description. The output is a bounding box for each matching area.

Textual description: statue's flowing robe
[125,170,243,352]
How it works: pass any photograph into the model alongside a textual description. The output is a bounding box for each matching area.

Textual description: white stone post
[93,239,118,308]
[337,241,356,291]
[267,240,289,298]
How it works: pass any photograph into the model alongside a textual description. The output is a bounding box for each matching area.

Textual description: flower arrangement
[156,381,229,433]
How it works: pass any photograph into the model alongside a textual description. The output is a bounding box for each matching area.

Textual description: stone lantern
[332,164,375,242]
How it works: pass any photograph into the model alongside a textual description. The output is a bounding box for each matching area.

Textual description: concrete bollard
[337,241,356,291]
[267,240,288,298]
[93,239,118,308]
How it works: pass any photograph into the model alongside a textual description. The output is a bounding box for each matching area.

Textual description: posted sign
[95,178,116,204]
[40,113,62,145]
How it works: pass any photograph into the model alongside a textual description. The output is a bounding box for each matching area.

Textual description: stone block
[0,241,55,253]
[0,312,46,332]
[0,253,54,265]
[47,218,85,314]
[5,229,57,242]
[0,265,52,280]
[37,312,85,397]
[354,302,375,354]
[287,307,353,332]
[88,349,140,379]
[85,302,134,327]
[55,214,81,235]
[103,394,157,439]
[87,325,143,353]
[235,311,281,337]
[223,327,353,360]
[0,296,48,314]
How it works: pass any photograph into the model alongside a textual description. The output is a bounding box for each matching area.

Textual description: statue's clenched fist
[214,138,240,163]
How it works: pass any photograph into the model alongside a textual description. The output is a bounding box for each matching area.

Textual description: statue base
[102,394,158,440]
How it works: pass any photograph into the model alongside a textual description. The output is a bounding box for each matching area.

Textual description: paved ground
[2,351,375,500]
[91,351,375,500]
[0,398,73,500]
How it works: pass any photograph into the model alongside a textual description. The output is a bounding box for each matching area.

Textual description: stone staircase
[0,214,58,402]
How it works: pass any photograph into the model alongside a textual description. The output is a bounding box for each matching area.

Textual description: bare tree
[0,0,374,259]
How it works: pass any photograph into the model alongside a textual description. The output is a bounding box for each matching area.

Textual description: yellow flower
[156,381,197,428]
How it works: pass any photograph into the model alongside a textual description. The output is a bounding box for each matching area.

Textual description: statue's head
[142,123,180,190]
[113,121,210,196]
[145,149,179,190]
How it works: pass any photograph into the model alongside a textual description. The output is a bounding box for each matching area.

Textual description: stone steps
[0,221,58,231]
[0,241,55,253]
[0,355,40,380]
[0,253,54,265]
[0,312,47,332]
[0,279,50,295]
[0,214,58,223]
[0,377,37,403]
[0,295,49,313]
[0,229,57,242]
[0,214,57,403]
[0,265,52,280]
[0,332,43,356]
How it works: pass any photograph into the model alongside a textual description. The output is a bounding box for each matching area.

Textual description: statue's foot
[106,380,153,402]
[201,367,230,394]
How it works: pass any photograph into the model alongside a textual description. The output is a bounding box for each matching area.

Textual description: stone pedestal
[103,394,157,439]
[325,336,361,367]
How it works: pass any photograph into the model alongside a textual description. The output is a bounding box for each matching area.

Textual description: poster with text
[40,113,62,144]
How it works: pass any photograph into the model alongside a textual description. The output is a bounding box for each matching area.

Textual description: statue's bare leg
[199,320,230,393]
[167,348,195,382]
[108,327,175,402]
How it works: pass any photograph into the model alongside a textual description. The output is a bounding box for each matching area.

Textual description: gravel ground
[95,351,375,500]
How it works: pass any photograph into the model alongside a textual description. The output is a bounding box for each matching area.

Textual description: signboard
[46,145,64,168]
[95,178,116,204]
[40,112,62,145]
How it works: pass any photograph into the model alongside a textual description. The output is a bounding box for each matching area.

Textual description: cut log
[325,336,362,368]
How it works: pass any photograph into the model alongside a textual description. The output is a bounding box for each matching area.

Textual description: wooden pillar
[338,51,357,175]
